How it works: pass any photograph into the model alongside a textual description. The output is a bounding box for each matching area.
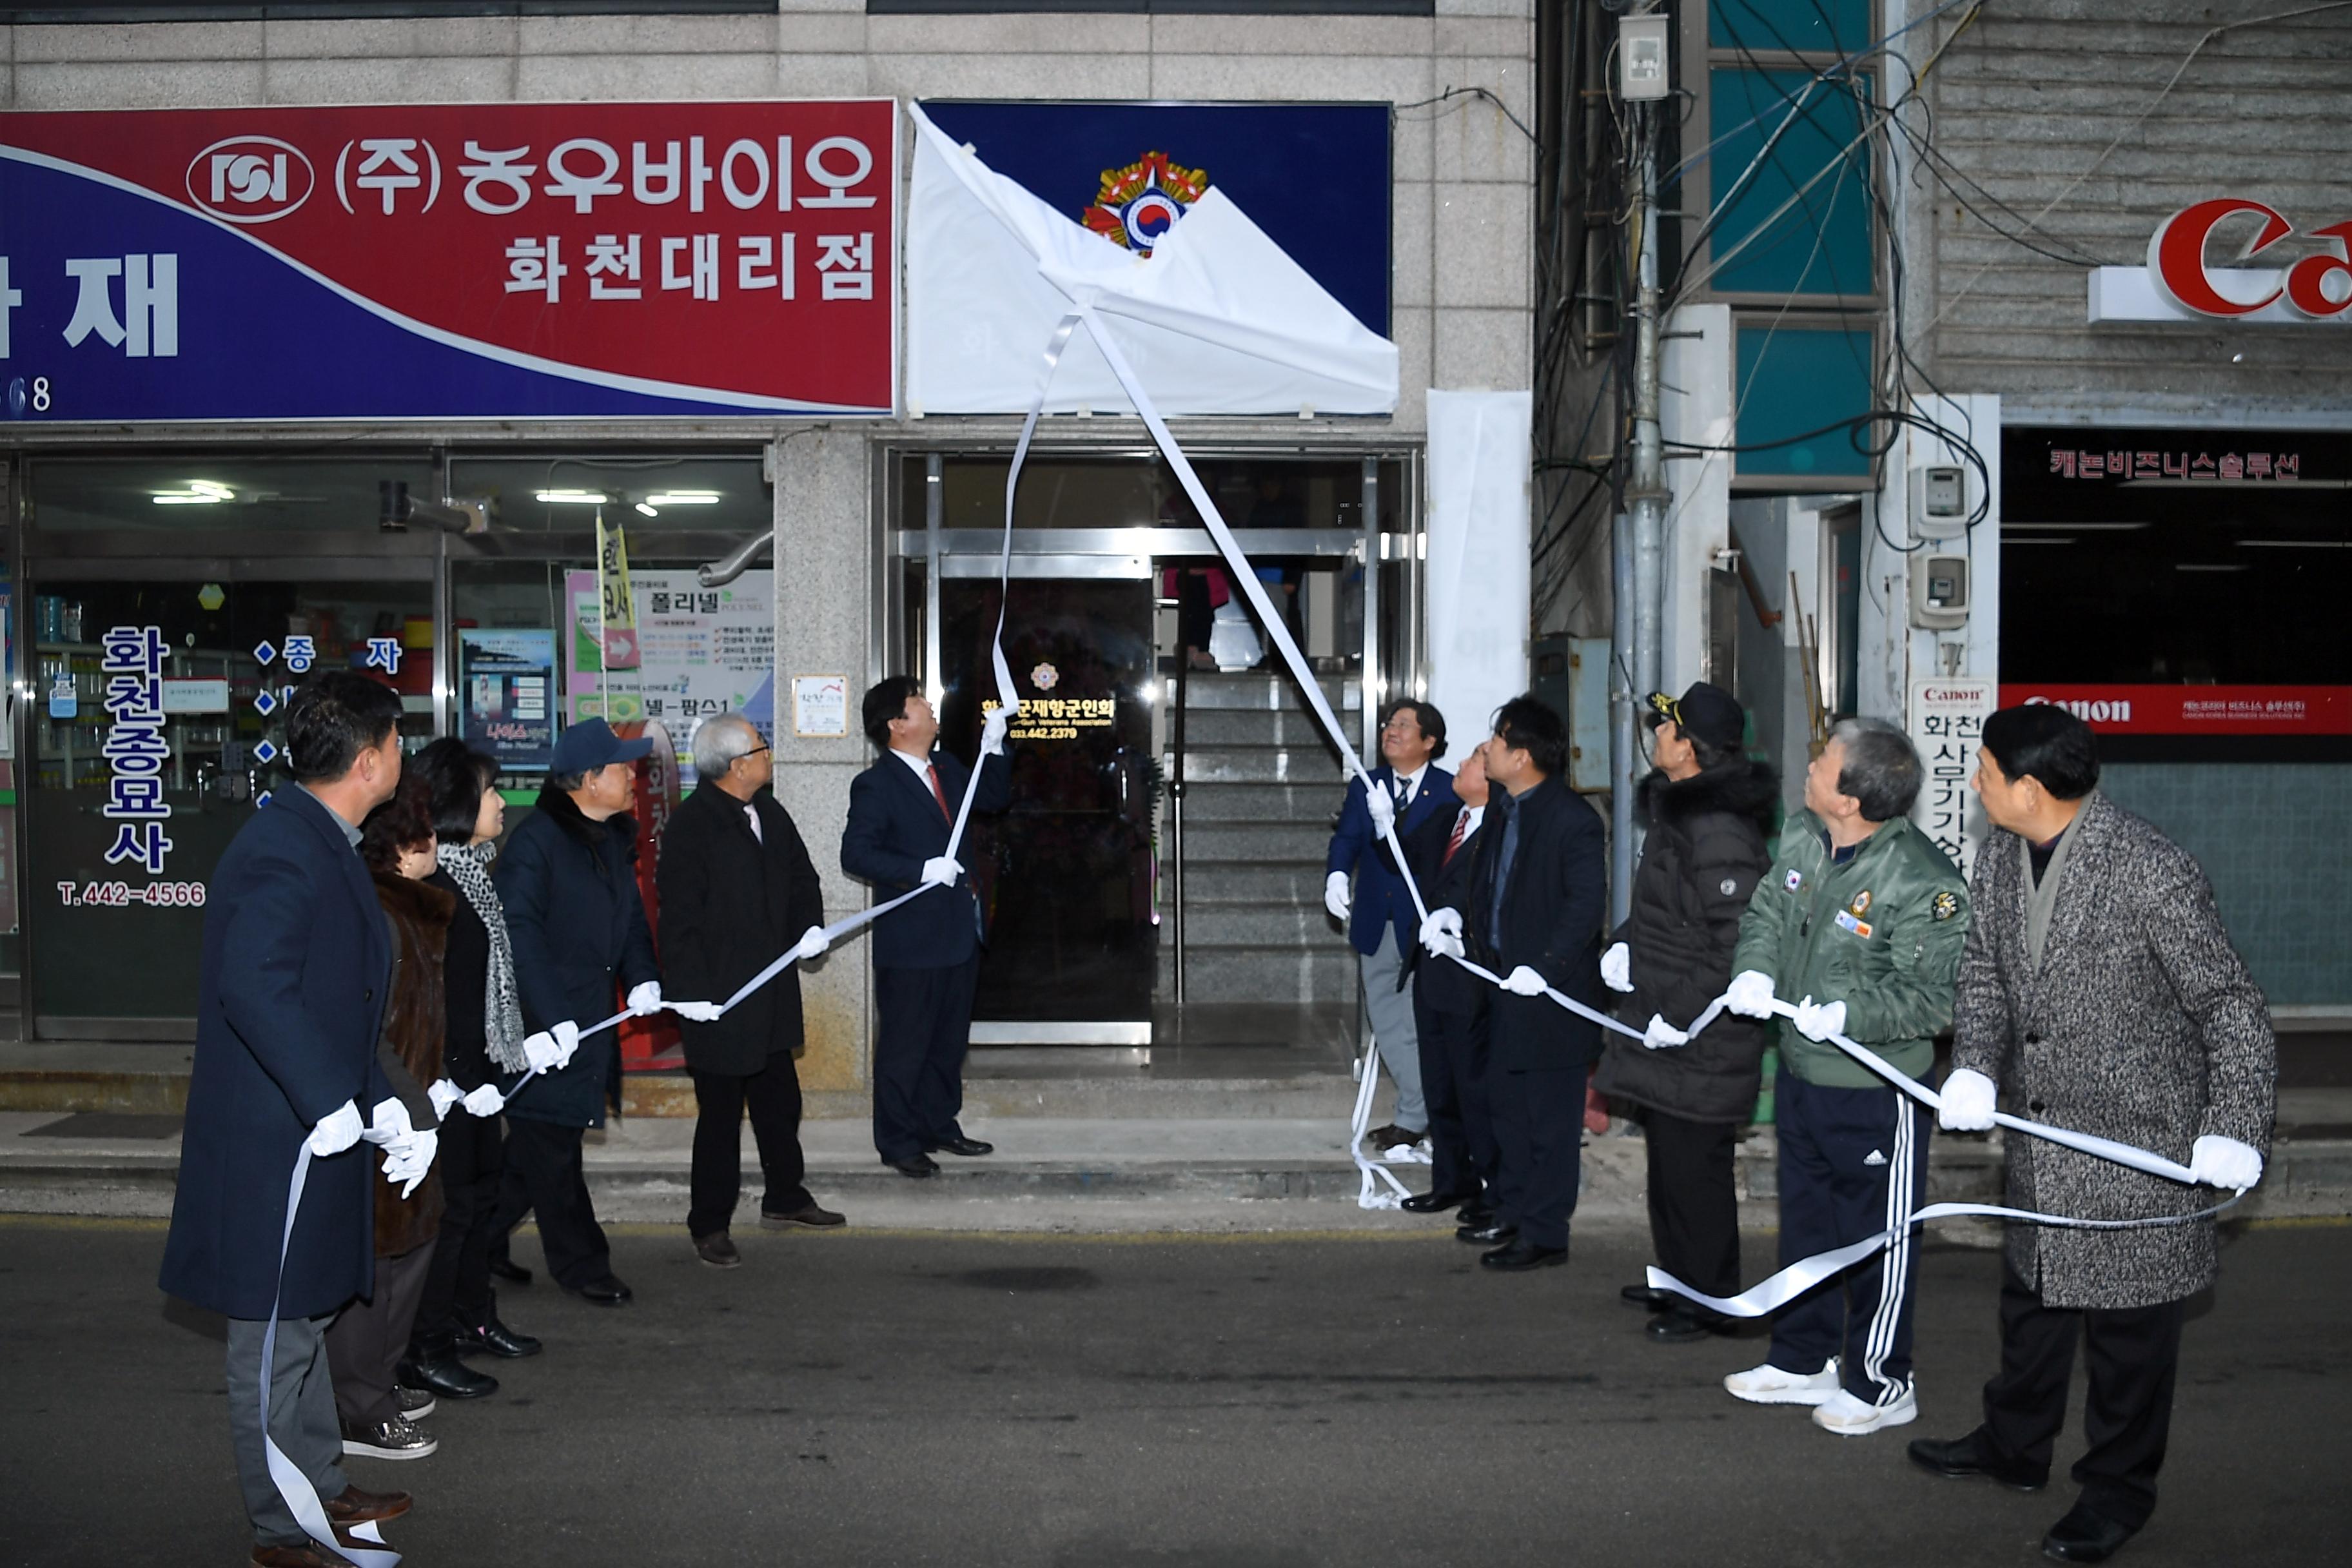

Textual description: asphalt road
[3,1217,2346,1567]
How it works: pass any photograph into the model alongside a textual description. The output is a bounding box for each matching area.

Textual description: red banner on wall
[1999,685,2352,736]
[1,99,896,420]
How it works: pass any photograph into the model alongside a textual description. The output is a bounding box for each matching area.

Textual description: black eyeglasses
[736,746,771,763]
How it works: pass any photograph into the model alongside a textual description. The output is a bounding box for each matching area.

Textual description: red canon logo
[2149,199,2352,318]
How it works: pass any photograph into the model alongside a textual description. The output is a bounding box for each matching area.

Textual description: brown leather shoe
[761,1202,847,1230]
[694,1231,741,1268]
[251,1545,357,1568]
[322,1484,411,1525]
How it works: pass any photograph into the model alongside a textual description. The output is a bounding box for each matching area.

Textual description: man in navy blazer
[1324,700,1456,1149]
[841,676,1011,1177]
[161,671,418,1563]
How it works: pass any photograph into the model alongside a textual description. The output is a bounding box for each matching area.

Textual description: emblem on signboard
[1083,152,1210,255]
[1030,662,1061,692]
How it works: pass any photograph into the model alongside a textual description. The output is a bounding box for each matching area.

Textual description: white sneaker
[1723,1358,1840,1406]
[1812,1385,1918,1436]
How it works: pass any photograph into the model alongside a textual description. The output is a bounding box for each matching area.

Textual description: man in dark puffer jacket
[1592,681,1777,1343]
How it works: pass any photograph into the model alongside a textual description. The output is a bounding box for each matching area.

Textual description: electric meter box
[1618,15,1671,101]
[1909,463,1970,541]
[1909,552,1970,631]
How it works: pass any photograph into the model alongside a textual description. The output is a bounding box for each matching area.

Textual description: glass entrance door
[939,573,1158,1038]
[24,569,436,1035]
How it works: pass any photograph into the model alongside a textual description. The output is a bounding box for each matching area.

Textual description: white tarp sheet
[1424,389,1533,742]
[903,103,1398,417]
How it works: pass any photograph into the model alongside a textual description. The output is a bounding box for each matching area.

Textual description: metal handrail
[1168,649,1191,1006]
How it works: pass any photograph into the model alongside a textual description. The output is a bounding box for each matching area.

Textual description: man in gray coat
[1907,703,2275,1565]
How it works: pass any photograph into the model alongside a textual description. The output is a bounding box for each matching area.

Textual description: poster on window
[564,569,772,789]
[459,628,558,772]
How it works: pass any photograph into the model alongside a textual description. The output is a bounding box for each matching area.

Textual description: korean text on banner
[0,100,896,421]
[594,514,641,674]
[1908,678,1993,879]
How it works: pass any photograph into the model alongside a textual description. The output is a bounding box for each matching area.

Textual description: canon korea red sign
[2149,199,2352,320]
[1999,686,2352,737]
[0,101,897,420]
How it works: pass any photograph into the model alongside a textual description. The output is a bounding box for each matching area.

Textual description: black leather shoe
[2042,1502,2137,1563]
[1456,1203,1495,1228]
[565,1274,632,1307]
[926,1137,994,1157]
[487,1256,532,1286]
[1622,1284,1671,1309]
[887,1153,940,1179]
[1456,1219,1516,1246]
[1644,1307,1717,1344]
[1402,1189,1476,1214]
[457,1317,542,1358]
[1908,1429,2048,1492]
[401,1349,498,1399]
[1479,1238,1568,1271]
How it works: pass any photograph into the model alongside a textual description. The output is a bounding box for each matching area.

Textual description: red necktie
[926,764,951,823]
[1442,807,1469,868]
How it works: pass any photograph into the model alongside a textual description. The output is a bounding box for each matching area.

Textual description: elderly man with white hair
[656,713,842,1269]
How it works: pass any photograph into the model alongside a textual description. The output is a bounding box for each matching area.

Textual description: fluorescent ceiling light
[634,502,659,518]
[2239,538,2351,549]
[2175,564,2249,572]
[2002,537,2074,546]
[2003,522,2149,531]
[643,491,720,506]
[152,480,235,505]
[534,489,609,504]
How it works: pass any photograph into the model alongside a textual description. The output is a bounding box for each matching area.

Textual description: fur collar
[534,783,638,850]
[371,869,456,928]
[1638,756,1778,829]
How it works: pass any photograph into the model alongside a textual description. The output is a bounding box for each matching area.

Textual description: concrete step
[1167,861,1330,903]
[1181,781,1342,825]
[1177,673,1359,714]
[1157,943,1359,1004]
[1177,901,1353,948]
[1178,820,1335,861]
[1169,745,1348,785]
[1174,706,1360,751]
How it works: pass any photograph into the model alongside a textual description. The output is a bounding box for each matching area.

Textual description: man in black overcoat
[658,713,843,1267]
[1398,743,1496,1224]
[160,671,418,1565]
[840,676,1010,1177]
[1455,695,1607,1271]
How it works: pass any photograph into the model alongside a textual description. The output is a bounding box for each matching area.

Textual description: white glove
[461,1083,505,1118]
[549,1018,582,1068]
[1725,969,1778,1019]
[791,924,831,963]
[521,1019,582,1072]
[981,706,1012,757]
[1792,997,1847,1043]
[1601,942,1633,994]
[921,856,963,888]
[1324,871,1351,921]
[2188,1133,2264,1193]
[626,980,665,1017]
[426,1079,462,1120]
[306,1099,364,1157]
[1938,1068,1998,1132]
[1364,785,1396,836]
[360,1097,413,1146]
[1502,965,1549,997]
[381,1128,439,1200]
[1418,906,1465,961]
[1642,1013,1689,1050]
[671,1000,725,1023]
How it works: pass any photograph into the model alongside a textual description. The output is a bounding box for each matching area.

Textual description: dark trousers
[491,1116,612,1290]
[226,1314,348,1548]
[1489,1063,1589,1250]
[1643,1108,1742,1300]
[325,1242,433,1428]
[1981,1259,2186,1529]
[690,1052,812,1238]
[413,1109,503,1346]
[1768,1069,1926,1406]
[872,957,978,1162]
[1415,1001,1497,1200]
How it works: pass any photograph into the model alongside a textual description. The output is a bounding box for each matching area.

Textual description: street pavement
[3,1216,2346,1567]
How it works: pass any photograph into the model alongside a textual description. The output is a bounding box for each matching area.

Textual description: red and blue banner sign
[0,100,897,422]
[916,101,1392,337]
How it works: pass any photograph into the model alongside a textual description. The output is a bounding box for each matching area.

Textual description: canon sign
[2150,199,2352,318]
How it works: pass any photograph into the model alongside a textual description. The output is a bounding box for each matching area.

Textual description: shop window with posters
[1999,426,2352,757]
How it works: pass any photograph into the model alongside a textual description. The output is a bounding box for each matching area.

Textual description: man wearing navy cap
[489,716,681,1306]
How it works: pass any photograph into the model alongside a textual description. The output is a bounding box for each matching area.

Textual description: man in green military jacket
[1715,716,1968,1439]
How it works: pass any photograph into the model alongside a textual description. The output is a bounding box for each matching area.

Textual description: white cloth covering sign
[1426,390,1533,747]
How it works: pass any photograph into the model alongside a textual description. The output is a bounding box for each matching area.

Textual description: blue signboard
[917,101,1392,337]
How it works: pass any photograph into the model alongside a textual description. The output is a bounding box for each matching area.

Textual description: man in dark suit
[659,713,843,1268]
[1451,694,1607,1271]
[1325,701,1457,1150]
[1398,742,1496,1224]
[841,677,1012,1177]
[161,670,418,1567]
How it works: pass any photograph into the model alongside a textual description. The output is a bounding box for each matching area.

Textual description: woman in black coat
[1591,683,1777,1342]
[404,739,541,1400]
